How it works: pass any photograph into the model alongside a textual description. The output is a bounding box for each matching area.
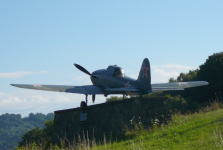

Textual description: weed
[16,101,223,150]
[214,128,223,150]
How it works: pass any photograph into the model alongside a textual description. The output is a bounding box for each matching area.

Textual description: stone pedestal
[51,97,171,143]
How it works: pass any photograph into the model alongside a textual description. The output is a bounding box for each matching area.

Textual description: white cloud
[0,71,48,78]
[0,90,107,117]
[163,64,194,70]
[129,74,137,79]
[126,64,195,83]
[151,64,195,72]
[0,92,5,97]
[151,69,179,83]
[153,69,179,77]
[55,95,71,103]
[151,64,196,83]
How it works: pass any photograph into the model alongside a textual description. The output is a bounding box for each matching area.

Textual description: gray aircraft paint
[11,58,209,103]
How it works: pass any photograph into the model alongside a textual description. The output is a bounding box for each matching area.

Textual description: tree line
[0,112,54,150]
[167,52,223,102]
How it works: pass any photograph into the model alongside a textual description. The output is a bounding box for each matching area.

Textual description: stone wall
[51,97,171,143]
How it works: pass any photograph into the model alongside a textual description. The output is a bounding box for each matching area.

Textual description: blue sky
[0,1,222,117]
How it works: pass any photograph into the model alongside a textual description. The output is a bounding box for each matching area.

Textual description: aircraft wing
[10,84,108,95]
[152,81,208,92]
[105,87,141,91]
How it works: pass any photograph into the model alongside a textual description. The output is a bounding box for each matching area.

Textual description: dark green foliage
[0,113,54,150]
[168,52,223,102]
[168,70,198,83]
[177,70,198,82]
[166,95,203,114]
[197,52,223,101]
[105,94,204,115]
[106,96,123,102]
[168,77,177,82]
[17,119,54,148]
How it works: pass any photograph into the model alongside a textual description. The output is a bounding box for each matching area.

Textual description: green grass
[94,109,223,150]
[16,107,223,150]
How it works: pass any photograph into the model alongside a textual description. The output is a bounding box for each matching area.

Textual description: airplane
[11,58,208,107]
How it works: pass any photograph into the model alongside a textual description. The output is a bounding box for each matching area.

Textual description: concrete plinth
[51,97,171,143]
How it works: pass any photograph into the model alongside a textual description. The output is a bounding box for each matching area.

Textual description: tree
[0,112,54,150]
[168,69,198,83]
[17,119,54,148]
[106,96,123,102]
[196,52,223,101]
[167,52,223,102]
[177,70,198,82]
[169,77,177,82]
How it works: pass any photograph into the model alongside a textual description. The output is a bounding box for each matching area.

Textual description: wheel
[80,101,87,107]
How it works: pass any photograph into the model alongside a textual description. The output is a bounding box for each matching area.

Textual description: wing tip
[204,81,209,85]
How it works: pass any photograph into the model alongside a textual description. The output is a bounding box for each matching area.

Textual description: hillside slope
[94,109,223,149]
[17,109,223,149]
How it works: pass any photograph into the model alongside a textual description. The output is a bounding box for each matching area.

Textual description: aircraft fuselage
[90,67,150,95]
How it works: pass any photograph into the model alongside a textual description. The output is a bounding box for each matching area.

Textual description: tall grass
[214,128,223,150]
[15,100,223,150]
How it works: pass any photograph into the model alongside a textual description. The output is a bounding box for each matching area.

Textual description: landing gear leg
[81,95,88,107]
[123,94,125,100]
[85,94,88,106]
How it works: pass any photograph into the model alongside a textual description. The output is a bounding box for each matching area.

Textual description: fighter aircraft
[11,58,208,106]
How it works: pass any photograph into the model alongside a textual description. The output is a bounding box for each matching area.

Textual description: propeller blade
[92,94,95,103]
[74,64,91,75]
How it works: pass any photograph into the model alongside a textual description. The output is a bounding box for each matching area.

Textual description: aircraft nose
[91,74,98,78]
[90,74,99,82]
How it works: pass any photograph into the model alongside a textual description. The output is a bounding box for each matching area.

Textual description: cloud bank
[0,90,106,117]
[151,64,195,83]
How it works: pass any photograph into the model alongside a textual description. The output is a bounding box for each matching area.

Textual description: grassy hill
[102,109,223,149]
[78,109,223,150]
[17,103,223,150]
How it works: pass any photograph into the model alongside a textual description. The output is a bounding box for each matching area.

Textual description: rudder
[137,58,152,91]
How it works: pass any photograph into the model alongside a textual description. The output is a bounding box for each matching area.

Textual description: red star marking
[34,84,42,87]
[125,81,131,88]
[179,82,186,85]
[142,66,148,78]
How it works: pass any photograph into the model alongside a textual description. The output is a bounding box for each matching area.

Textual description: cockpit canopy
[113,67,125,77]
[107,66,125,77]
[92,65,125,77]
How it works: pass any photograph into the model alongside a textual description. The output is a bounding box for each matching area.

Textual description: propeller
[92,94,95,103]
[74,64,91,76]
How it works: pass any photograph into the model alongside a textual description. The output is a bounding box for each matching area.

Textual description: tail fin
[137,58,152,90]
